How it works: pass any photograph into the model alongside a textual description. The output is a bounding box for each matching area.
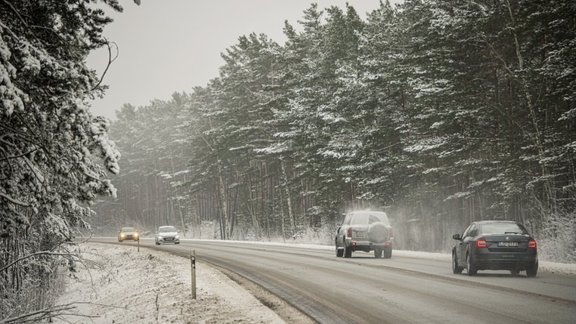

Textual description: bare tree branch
[0,301,124,324]
[1,0,27,27]
[1,0,65,41]
[0,148,38,162]
[0,191,29,207]
[91,40,119,91]
[0,251,74,273]
[0,147,15,178]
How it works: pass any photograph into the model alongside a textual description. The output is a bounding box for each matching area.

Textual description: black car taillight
[528,239,537,249]
[347,227,352,238]
[476,238,487,249]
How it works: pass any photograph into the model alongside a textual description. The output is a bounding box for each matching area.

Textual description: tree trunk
[504,0,554,212]
[280,159,296,234]
[217,161,228,240]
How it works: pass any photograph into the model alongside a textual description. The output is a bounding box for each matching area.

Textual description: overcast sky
[87,0,400,120]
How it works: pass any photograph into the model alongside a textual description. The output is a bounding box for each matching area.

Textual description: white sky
[86,0,400,120]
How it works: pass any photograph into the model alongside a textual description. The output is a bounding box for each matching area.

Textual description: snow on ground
[53,243,285,324]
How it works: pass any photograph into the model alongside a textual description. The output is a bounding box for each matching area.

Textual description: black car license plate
[498,241,518,247]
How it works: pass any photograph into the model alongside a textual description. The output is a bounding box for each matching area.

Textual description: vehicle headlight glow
[175,235,180,240]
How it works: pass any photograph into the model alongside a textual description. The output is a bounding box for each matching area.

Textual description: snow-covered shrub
[285,225,335,245]
[538,212,576,263]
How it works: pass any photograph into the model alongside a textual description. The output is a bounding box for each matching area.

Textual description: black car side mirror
[452,233,462,240]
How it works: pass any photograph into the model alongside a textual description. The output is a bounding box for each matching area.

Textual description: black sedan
[452,220,538,277]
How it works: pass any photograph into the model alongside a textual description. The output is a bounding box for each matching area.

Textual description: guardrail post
[191,250,196,299]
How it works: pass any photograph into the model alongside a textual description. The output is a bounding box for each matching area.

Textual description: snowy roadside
[53,243,285,324]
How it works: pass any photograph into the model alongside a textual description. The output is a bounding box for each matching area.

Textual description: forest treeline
[96,0,576,260]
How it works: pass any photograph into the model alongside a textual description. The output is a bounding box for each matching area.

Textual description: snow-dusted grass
[538,213,576,263]
[53,243,284,324]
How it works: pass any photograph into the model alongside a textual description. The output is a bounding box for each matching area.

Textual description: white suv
[335,210,393,258]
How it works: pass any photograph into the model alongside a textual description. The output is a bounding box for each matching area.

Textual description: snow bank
[53,243,284,323]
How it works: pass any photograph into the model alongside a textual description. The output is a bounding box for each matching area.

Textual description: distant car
[155,226,180,245]
[118,227,139,242]
[451,220,538,277]
[335,210,393,258]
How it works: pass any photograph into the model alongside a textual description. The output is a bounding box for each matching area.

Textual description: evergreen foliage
[1,0,122,319]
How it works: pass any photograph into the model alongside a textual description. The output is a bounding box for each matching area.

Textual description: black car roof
[473,220,518,225]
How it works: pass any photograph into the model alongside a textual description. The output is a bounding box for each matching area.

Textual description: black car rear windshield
[349,212,390,225]
[479,223,527,235]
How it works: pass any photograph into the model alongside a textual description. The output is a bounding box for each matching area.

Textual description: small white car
[155,226,180,245]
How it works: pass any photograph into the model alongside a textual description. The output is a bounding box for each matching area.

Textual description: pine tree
[0,0,124,318]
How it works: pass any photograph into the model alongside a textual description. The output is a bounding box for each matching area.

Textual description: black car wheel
[155,241,160,245]
[452,252,463,274]
[383,247,392,259]
[466,253,477,276]
[374,248,382,258]
[344,243,352,258]
[335,238,343,257]
[526,261,538,277]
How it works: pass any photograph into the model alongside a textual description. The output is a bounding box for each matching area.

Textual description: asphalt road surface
[93,238,576,324]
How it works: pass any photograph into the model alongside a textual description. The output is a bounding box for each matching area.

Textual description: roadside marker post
[191,250,196,299]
